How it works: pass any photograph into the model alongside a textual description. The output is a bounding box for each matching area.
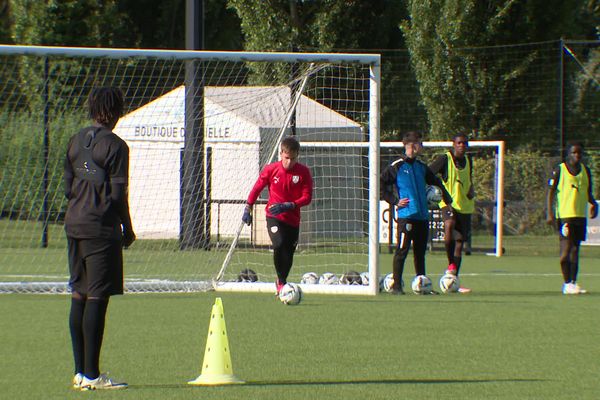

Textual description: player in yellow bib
[546,141,598,294]
[429,133,475,293]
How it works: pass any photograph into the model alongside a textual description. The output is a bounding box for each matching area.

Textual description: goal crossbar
[0,44,380,65]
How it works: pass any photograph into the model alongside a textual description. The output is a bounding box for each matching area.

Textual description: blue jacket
[381,156,451,221]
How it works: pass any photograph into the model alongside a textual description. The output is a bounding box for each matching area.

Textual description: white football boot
[72,373,83,389]
[80,373,128,390]
[562,282,578,295]
[573,282,588,294]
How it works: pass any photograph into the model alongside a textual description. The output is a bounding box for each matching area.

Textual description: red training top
[246,161,313,227]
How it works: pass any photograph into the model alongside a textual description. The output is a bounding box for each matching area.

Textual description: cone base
[188,374,245,386]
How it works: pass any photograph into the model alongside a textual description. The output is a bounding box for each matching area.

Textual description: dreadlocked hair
[88,87,124,126]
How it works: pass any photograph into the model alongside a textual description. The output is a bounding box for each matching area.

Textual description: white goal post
[381,140,505,258]
[0,44,381,295]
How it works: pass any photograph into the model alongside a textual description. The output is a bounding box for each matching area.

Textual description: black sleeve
[425,166,453,205]
[103,137,133,231]
[428,154,448,181]
[380,162,399,206]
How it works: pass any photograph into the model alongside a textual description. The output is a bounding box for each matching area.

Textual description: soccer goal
[0,45,381,295]
[380,141,505,258]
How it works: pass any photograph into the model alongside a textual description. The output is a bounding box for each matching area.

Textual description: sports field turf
[1,243,599,399]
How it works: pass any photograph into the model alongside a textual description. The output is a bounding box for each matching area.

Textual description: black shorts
[441,207,471,241]
[557,218,587,243]
[68,237,124,297]
[266,217,299,250]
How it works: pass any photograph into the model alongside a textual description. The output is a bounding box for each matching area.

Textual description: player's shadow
[133,377,545,390]
[244,377,546,387]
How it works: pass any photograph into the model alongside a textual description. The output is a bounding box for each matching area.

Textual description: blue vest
[395,160,429,220]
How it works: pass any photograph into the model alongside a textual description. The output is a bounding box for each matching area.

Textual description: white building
[114,86,364,244]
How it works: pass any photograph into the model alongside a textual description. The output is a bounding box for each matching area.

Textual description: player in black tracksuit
[64,87,135,390]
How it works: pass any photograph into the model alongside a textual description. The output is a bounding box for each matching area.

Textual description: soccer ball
[279,283,302,305]
[411,275,433,295]
[439,273,460,293]
[236,268,258,282]
[359,272,370,286]
[380,273,404,293]
[425,185,442,209]
[300,272,319,285]
[319,272,339,285]
[340,270,362,285]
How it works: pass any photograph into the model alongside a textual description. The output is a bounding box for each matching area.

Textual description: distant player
[380,131,452,294]
[242,136,313,295]
[64,87,135,390]
[546,141,598,295]
[429,133,475,293]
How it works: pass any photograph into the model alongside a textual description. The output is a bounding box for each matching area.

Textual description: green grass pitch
[1,241,600,399]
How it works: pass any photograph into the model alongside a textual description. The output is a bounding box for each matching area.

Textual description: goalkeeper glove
[242,204,253,225]
[269,202,295,216]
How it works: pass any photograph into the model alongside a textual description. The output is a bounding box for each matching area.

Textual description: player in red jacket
[242,136,313,294]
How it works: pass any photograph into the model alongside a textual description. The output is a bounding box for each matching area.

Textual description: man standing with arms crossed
[546,141,598,294]
[64,87,135,390]
[242,136,313,295]
[429,133,475,293]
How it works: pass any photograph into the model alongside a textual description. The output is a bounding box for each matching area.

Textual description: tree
[228,0,402,52]
[118,0,242,50]
[227,0,409,132]
[401,0,594,146]
[10,0,134,47]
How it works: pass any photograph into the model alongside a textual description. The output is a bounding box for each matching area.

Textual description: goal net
[380,141,505,258]
[0,45,380,295]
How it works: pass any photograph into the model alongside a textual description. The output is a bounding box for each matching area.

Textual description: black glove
[242,204,252,225]
[269,202,295,216]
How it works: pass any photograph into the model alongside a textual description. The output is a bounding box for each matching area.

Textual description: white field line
[3,272,600,281]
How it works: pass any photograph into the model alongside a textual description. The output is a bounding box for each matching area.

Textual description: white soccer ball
[425,185,442,208]
[279,283,302,305]
[300,272,319,285]
[359,272,370,286]
[340,270,362,285]
[380,273,404,293]
[319,272,339,285]
[411,275,433,295]
[439,273,460,293]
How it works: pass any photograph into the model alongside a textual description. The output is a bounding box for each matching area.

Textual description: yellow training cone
[188,297,244,385]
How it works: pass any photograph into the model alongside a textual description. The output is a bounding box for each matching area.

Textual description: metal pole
[181,0,208,249]
[290,44,298,137]
[41,57,49,248]
[558,39,565,158]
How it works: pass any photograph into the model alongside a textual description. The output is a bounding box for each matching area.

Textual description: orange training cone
[188,297,244,385]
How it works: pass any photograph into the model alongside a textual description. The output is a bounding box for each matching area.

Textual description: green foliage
[472,147,554,234]
[228,1,404,85]
[567,45,600,147]
[228,0,402,52]
[400,0,592,145]
[10,0,134,47]
[587,150,600,199]
[0,112,86,221]
[115,0,242,50]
